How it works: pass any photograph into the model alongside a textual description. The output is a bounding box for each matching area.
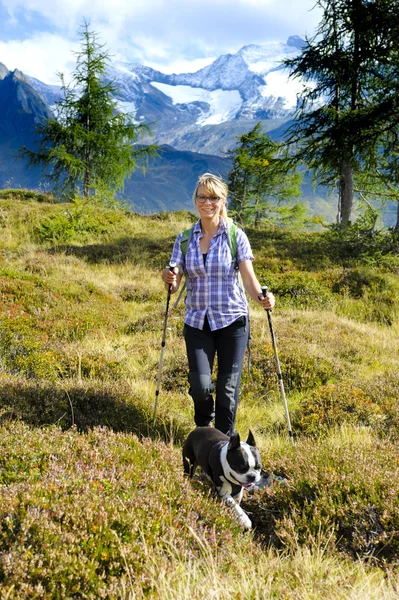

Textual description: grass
[0,191,399,598]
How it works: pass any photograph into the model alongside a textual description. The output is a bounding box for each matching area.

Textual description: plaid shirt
[170,218,254,331]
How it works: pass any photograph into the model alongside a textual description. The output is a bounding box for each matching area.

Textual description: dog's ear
[246,430,256,447]
[228,430,241,450]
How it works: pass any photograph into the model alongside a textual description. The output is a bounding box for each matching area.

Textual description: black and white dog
[182,427,262,529]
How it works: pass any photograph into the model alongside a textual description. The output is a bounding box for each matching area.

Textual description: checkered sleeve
[236,228,254,263]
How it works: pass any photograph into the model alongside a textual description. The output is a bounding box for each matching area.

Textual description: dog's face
[221,430,262,489]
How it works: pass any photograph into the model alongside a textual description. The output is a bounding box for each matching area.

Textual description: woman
[162,173,275,435]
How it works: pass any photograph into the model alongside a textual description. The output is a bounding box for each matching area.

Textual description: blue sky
[0,0,321,84]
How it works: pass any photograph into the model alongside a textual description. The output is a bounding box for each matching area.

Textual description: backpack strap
[225,217,238,269]
[180,226,194,259]
[173,226,194,309]
[181,219,237,262]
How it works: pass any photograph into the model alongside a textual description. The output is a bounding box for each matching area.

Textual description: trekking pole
[153,262,176,425]
[261,286,294,444]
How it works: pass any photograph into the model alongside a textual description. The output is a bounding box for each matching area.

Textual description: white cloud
[0,0,322,82]
[2,0,160,32]
[0,33,77,83]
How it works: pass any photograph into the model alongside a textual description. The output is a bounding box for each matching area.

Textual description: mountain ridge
[0,38,305,210]
[0,38,362,223]
[27,37,304,155]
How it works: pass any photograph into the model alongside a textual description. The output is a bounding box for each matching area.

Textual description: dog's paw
[237,511,252,529]
[229,499,252,529]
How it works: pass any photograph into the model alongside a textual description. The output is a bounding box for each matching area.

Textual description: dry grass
[1,194,399,598]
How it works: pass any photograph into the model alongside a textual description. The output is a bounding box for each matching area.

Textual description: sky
[0,0,322,85]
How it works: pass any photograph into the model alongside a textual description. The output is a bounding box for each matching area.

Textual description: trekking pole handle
[167,262,177,290]
[261,286,273,313]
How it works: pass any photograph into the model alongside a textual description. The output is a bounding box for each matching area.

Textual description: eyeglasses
[196,195,221,204]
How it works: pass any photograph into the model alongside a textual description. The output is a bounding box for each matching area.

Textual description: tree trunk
[83,169,90,198]
[338,160,354,224]
[395,200,399,232]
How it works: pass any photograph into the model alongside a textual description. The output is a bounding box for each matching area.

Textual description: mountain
[0,64,53,138]
[5,39,392,224]
[0,63,53,188]
[0,59,234,209]
[0,38,308,212]
[121,145,231,213]
[28,37,304,157]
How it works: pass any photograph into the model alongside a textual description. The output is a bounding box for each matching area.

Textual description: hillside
[1,192,399,598]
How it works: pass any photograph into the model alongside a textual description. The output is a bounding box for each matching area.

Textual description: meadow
[1,190,399,599]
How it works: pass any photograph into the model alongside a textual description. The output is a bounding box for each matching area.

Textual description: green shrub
[0,269,126,379]
[0,316,62,380]
[34,205,125,244]
[291,384,385,437]
[79,354,126,380]
[0,189,55,203]
[255,270,334,310]
[281,353,337,392]
[241,345,337,401]
[245,432,399,564]
[123,315,161,334]
[247,221,399,273]
[118,284,159,303]
[321,221,399,271]
[332,268,394,299]
[254,265,399,325]
[35,211,76,243]
[332,268,399,325]
[0,423,240,598]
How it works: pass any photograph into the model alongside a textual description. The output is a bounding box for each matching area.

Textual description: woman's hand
[257,291,275,311]
[161,265,181,293]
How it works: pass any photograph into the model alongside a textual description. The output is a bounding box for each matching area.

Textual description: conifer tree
[285,0,399,225]
[227,123,301,226]
[21,21,156,199]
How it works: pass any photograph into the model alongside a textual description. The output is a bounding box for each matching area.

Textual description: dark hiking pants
[183,315,249,435]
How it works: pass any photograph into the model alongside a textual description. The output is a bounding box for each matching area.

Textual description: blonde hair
[193,172,228,222]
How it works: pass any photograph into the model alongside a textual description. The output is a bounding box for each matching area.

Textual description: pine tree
[21,21,156,200]
[227,123,301,226]
[284,0,399,225]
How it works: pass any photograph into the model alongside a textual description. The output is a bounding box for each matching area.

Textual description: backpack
[173,217,252,372]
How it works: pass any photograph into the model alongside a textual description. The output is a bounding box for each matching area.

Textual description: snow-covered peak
[0,63,10,80]
[150,82,242,126]
[142,37,305,122]
[287,35,308,49]
[27,35,306,142]
[114,61,141,81]
[239,41,300,74]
